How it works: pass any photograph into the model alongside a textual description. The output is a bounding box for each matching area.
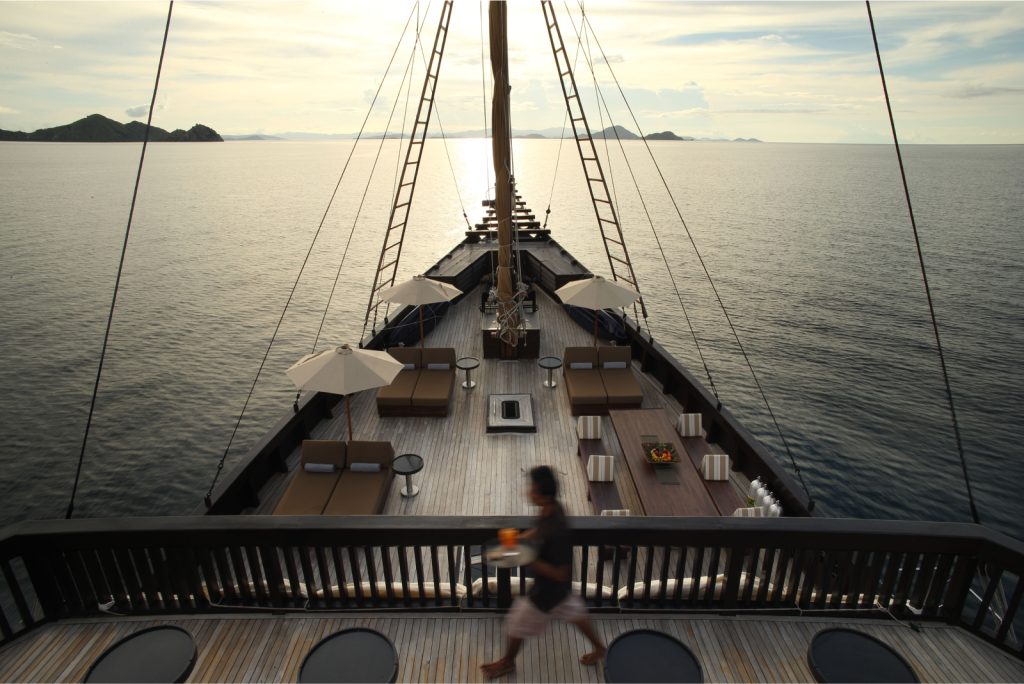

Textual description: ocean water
[0,140,1021,538]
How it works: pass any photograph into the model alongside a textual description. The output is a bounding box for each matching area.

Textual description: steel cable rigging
[570,1,815,508]
[203,4,421,507]
[866,0,979,525]
[66,1,175,519]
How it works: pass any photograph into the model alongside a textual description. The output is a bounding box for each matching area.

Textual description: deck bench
[674,412,746,515]
[577,438,624,514]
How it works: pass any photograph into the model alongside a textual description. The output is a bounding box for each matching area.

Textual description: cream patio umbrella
[286,344,403,441]
[379,275,462,347]
[555,275,640,346]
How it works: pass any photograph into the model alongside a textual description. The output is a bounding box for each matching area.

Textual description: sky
[1,1,1022,144]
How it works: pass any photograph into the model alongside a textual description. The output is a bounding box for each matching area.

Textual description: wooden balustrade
[0,516,1020,659]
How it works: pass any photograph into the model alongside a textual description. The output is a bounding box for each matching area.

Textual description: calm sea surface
[0,140,1021,537]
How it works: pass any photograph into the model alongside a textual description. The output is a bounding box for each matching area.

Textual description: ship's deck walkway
[2,612,1021,683]
[252,285,750,518]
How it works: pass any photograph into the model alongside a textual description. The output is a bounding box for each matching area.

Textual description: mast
[489,0,519,349]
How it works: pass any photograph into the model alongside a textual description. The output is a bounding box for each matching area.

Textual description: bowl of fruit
[641,442,680,467]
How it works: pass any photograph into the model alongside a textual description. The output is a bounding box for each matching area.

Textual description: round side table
[299,627,398,683]
[392,453,424,497]
[605,629,702,683]
[456,356,480,389]
[538,356,562,388]
[85,626,197,683]
[808,628,918,683]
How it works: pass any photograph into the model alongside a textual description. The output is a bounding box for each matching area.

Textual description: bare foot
[580,647,606,665]
[481,658,516,679]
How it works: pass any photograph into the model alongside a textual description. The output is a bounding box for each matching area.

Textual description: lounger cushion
[273,469,341,515]
[586,454,615,482]
[576,415,602,439]
[677,412,703,437]
[600,368,643,404]
[350,462,382,473]
[300,440,347,469]
[701,453,730,481]
[347,440,395,466]
[564,369,607,406]
[421,347,457,367]
[303,463,336,473]
[569,362,593,370]
[412,369,453,407]
[387,346,421,368]
[426,363,450,371]
[600,509,631,516]
[563,346,599,369]
[323,470,391,515]
[597,345,631,366]
[376,369,420,406]
[732,506,767,517]
[602,361,627,369]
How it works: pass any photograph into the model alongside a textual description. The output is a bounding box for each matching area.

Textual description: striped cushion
[576,415,602,440]
[732,506,767,517]
[701,453,730,481]
[677,412,702,437]
[600,509,631,516]
[586,454,615,482]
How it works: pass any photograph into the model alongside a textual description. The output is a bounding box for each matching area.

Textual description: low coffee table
[392,453,424,497]
[456,356,480,389]
[299,628,398,683]
[85,626,197,683]
[538,356,562,388]
[605,629,702,683]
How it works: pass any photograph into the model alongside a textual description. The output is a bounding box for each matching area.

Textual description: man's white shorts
[507,594,588,638]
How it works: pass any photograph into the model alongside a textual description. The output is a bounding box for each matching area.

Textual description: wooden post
[345,395,353,443]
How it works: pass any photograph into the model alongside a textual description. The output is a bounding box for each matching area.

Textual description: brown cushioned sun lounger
[377,347,421,414]
[273,440,346,515]
[598,346,643,408]
[322,440,395,515]
[564,347,606,415]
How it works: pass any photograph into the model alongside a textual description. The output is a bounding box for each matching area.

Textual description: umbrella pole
[593,311,599,347]
[419,307,425,348]
[346,395,353,443]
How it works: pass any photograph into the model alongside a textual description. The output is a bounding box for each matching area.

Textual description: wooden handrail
[0,516,1021,658]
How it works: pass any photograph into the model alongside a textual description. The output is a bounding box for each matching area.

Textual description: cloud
[125,105,149,118]
[945,83,1024,99]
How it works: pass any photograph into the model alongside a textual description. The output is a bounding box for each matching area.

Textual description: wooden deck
[2,612,1021,683]
[253,285,752,519]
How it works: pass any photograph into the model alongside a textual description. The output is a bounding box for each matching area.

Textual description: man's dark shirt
[528,502,572,612]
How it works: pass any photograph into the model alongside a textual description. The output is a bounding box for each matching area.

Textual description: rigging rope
[575,5,814,508]
[308,35,426,364]
[543,20,587,230]
[563,4,714,387]
[576,5,644,328]
[204,3,420,507]
[413,26,471,230]
[382,4,424,327]
[866,1,979,524]
[66,0,174,519]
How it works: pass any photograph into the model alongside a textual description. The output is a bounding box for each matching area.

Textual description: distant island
[0,114,223,142]
[220,125,761,142]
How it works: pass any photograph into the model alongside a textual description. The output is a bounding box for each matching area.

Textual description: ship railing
[0,516,1021,658]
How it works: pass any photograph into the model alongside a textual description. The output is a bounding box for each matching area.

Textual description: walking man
[481,465,606,678]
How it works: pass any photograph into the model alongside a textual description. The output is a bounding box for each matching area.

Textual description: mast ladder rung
[541,0,645,310]
[364,0,455,335]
